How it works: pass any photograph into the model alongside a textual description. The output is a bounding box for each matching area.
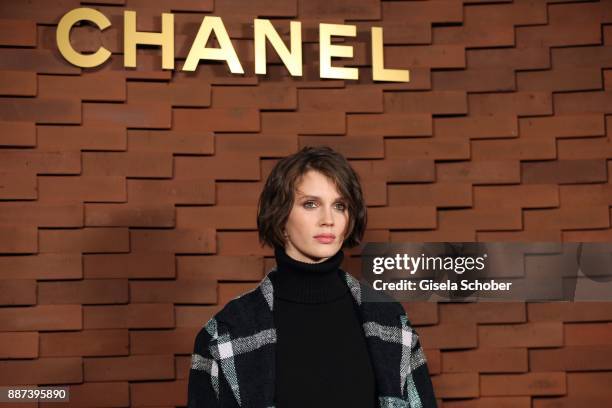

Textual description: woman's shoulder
[342,268,414,327]
[195,275,274,342]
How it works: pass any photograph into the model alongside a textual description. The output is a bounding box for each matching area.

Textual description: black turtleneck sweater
[270,247,377,407]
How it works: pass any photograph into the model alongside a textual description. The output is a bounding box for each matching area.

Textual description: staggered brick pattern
[1,0,611,406]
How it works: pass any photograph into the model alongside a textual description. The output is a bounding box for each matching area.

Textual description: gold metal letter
[56,8,112,68]
[319,23,358,80]
[371,27,409,82]
[254,19,302,76]
[124,10,174,70]
[182,16,244,73]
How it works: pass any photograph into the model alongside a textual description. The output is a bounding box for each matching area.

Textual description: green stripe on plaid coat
[188,268,437,408]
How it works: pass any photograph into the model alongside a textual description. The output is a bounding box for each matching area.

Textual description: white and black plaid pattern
[189,268,436,408]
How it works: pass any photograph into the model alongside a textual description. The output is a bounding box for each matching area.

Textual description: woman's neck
[272,246,348,304]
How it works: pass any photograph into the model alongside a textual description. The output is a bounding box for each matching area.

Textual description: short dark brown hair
[257,146,367,249]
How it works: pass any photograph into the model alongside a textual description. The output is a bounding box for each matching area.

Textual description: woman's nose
[320,206,334,225]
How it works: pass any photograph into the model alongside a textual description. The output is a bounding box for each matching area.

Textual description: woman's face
[284,170,349,263]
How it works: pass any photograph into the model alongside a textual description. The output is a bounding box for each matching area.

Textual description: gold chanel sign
[56,7,410,82]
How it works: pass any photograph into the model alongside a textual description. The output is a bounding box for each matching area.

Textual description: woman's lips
[314,235,335,244]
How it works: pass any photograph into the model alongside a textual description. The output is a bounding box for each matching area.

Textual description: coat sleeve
[187,322,222,408]
[403,315,438,408]
[408,328,438,407]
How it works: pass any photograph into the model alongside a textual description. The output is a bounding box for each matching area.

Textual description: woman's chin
[304,246,340,261]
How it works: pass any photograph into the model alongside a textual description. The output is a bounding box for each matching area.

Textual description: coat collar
[210,268,412,408]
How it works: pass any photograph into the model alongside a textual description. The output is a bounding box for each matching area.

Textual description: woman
[188,146,437,407]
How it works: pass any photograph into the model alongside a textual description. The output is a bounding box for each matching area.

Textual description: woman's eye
[302,201,346,210]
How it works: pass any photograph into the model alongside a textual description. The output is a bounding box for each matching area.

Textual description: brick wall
[1,0,611,406]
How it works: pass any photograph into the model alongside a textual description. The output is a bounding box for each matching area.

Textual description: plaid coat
[188,268,437,408]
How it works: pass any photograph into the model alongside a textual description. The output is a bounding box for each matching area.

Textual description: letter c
[57,8,112,68]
